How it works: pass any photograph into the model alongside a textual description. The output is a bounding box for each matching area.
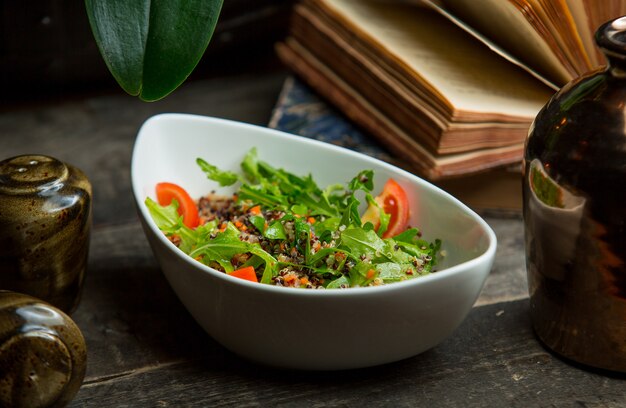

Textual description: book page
[529,0,593,73]
[418,0,559,90]
[564,0,602,66]
[321,0,554,117]
[439,0,572,85]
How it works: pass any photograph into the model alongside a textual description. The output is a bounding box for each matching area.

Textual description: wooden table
[2,70,624,407]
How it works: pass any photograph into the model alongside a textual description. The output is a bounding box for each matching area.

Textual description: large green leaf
[85,0,223,101]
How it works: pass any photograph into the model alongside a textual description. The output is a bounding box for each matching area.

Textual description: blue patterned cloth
[268,76,400,166]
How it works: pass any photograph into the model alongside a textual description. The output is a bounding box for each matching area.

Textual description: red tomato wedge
[228,266,258,282]
[155,182,200,228]
[361,178,410,238]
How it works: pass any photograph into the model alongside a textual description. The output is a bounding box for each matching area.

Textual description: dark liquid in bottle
[523,65,626,372]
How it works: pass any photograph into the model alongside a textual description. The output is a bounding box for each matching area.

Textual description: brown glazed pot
[0,291,87,407]
[523,17,626,372]
[0,155,92,314]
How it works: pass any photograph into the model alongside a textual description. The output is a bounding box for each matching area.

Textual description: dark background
[0,0,295,105]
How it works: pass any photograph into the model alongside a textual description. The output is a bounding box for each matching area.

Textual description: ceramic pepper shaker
[0,155,92,313]
[523,17,626,372]
[0,290,87,407]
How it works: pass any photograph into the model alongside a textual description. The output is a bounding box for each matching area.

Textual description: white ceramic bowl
[131,113,497,370]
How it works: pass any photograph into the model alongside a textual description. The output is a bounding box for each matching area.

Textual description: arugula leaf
[364,193,390,237]
[145,198,198,252]
[395,240,434,259]
[348,261,373,287]
[249,215,266,234]
[297,193,339,218]
[190,223,242,272]
[196,154,369,222]
[189,223,277,280]
[339,196,362,228]
[339,226,392,262]
[265,220,287,240]
[241,254,265,270]
[392,228,421,244]
[326,275,350,289]
[308,247,348,267]
[238,184,287,207]
[241,148,261,183]
[291,204,309,216]
[348,170,374,192]
[314,217,341,242]
[293,217,312,263]
[376,262,411,283]
[196,158,239,186]
[145,197,180,231]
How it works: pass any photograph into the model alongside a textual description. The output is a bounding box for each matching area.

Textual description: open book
[276,0,615,179]
[418,0,622,87]
[269,76,524,211]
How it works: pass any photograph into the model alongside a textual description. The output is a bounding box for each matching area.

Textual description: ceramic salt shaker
[523,17,626,372]
[0,290,87,407]
[0,155,92,313]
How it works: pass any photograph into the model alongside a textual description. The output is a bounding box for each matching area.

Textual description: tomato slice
[361,178,410,238]
[228,266,258,282]
[155,182,200,228]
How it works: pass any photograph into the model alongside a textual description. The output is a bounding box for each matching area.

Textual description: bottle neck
[597,17,626,77]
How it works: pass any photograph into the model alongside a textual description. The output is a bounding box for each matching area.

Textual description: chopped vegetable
[155,182,200,228]
[361,178,409,238]
[228,266,258,282]
[146,148,441,289]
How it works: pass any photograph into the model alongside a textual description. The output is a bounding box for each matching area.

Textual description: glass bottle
[523,17,626,372]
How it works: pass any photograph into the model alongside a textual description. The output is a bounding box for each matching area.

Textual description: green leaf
[190,223,277,278]
[326,275,350,289]
[291,204,309,216]
[196,158,239,186]
[308,247,347,267]
[293,217,312,263]
[241,148,261,183]
[348,261,370,287]
[85,0,224,101]
[249,215,266,234]
[392,228,421,244]
[340,197,362,228]
[339,227,391,262]
[314,217,341,241]
[145,197,198,252]
[265,221,286,240]
[376,262,409,283]
[238,184,287,208]
[145,197,179,230]
[365,193,390,237]
[382,240,414,264]
[348,170,374,192]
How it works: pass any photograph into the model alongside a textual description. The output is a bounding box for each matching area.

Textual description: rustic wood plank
[75,222,213,380]
[69,299,626,407]
[477,213,528,306]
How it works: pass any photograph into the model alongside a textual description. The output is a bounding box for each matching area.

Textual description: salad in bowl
[146,148,441,289]
[132,113,496,370]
